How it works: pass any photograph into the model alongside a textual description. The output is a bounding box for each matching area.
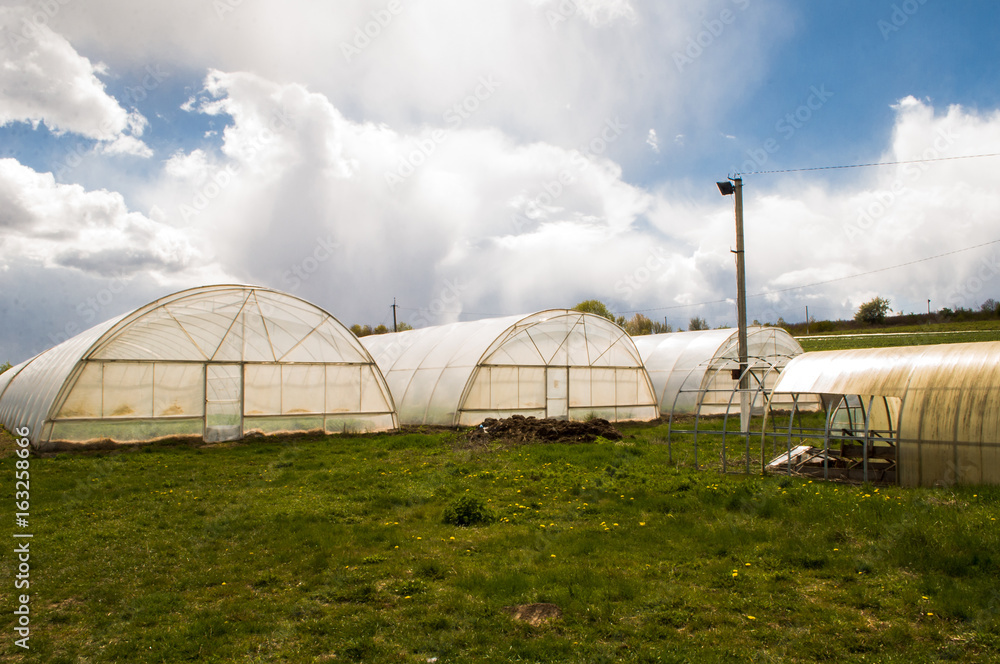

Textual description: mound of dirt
[502,603,562,626]
[468,414,622,445]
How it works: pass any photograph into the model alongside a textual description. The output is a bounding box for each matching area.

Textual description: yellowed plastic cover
[772,341,1000,486]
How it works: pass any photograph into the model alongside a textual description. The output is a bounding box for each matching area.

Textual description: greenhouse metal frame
[0,285,397,450]
[361,310,659,427]
[632,327,813,473]
[765,342,1000,486]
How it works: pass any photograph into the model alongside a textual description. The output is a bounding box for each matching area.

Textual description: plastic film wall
[0,285,397,449]
[772,342,1000,486]
[362,310,659,426]
[633,327,806,416]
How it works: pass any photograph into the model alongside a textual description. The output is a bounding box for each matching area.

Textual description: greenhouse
[767,342,1000,487]
[0,285,397,450]
[632,326,807,418]
[360,310,659,426]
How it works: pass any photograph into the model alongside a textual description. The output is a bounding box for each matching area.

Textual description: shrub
[854,297,890,325]
[573,299,615,321]
[689,316,709,331]
[442,494,495,527]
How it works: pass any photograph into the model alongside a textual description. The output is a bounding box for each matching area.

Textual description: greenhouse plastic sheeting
[771,342,1000,486]
[362,310,659,426]
[0,285,397,449]
[632,327,805,416]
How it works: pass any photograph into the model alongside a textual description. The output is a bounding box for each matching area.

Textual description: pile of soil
[467,414,622,445]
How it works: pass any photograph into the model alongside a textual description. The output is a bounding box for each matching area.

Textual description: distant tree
[573,299,615,321]
[981,298,999,315]
[372,324,388,334]
[688,316,709,331]
[624,313,654,336]
[0,361,10,375]
[397,322,414,331]
[350,324,374,337]
[651,321,673,334]
[854,297,891,325]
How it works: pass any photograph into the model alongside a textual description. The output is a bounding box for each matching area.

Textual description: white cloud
[0,7,150,152]
[0,159,204,277]
[648,97,1000,322]
[42,0,776,163]
[135,73,1000,330]
[646,129,660,153]
[140,70,667,326]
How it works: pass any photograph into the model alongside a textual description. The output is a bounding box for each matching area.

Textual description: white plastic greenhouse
[361,310,659,426]
[0,285,397,450]
[632,326,806,417]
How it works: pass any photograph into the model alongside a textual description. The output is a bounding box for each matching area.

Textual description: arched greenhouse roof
[632,326,804,415]
[361,310,659,426]
[0,285,397,449]
[771,342,1000,486]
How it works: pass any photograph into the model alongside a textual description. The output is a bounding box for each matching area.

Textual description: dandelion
[639,522,646,526]
[746,615,756,620]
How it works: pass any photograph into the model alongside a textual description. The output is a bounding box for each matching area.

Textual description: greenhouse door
[546,367,568,420]
[205,364,242,442]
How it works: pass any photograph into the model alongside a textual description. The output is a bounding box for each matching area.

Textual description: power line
[612,238,1000,316]
[740,152,1000,176]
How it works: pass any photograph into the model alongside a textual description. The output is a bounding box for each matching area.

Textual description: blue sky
[2,0,1000,363]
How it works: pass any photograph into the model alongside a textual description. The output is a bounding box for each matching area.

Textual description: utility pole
[805,306,809,335]
[718,177,749,433]
[392,298,398,333]
[927,299,931,315]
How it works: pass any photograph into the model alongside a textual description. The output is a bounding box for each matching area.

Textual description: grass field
[4,422,1000,663]
[796,320,1000,351]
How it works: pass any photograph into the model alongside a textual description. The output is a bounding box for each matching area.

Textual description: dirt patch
[467,414,622,446]
[502,603,562,626]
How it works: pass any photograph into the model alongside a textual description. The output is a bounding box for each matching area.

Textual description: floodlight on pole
[718,176,749,433]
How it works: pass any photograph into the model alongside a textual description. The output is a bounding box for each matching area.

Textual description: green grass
[4,424,1000,663]
[797,319,1000,352]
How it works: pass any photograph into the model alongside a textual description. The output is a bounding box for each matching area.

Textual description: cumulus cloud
[145,70,672,327]
[0,159,203,277]
[647,97,1000,323]
[140,71,1000,331]
[42,0,775,161]
[0,6,150,155]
